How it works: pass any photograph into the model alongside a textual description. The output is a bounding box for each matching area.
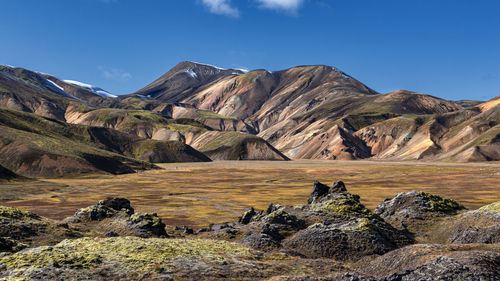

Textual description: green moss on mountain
[200,132,259,152]
[196,109,238,120]
[0,108,157,177]
[131,139,210,163]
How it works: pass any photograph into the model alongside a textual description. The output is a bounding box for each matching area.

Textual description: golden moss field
[1,160,499,227]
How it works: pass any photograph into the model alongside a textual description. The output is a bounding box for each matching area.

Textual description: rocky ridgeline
[0,182,499,280]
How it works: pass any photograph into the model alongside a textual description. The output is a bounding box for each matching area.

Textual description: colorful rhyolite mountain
[0,62,499,177]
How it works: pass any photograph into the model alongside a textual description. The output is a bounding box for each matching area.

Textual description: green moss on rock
[354,217,381,233]
[478,201,500,213]
[0,237,252,273]
[418,192,466,214]
[130,213,163,228]
[312,193,380,221]
[0,206,40,220]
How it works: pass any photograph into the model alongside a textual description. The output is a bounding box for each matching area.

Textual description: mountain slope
[3,62,498,162]
[65,107,287,161]
[40,74,118,107]
[0,164,24,182]
[136,62,468,160]
[0,108,212,177]
[0,65,79,120]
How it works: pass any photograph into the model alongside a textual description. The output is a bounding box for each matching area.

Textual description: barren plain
[2,160,499,227]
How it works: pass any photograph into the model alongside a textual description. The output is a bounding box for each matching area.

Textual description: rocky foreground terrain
[1,181,499,280]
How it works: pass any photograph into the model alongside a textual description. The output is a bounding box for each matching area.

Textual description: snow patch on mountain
[46,79,64,92]
[45,79,81,101]
[185,69,198,79]
[63,80,117,98]
[189,61,226,71]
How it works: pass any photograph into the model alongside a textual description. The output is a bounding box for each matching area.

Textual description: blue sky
[1,0,499,101]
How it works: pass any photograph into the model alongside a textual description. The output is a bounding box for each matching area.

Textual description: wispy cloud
[98,66,132,81]
[256,0,305,13]
[200,0,240,18]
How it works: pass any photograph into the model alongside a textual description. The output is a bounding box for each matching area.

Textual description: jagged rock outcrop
[206,181,412,261]
[0,206,77,252]
[374,191,466,232]
[374,192,500,245]
[66,198,167,238]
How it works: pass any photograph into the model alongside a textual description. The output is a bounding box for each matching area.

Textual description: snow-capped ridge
[63,80,117,98]
[188,61,226,71]
[44,78,82,101]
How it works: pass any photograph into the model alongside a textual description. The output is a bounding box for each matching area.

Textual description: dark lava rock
[0,236,27,253]
[241,207,306,251]
[381,251,500,281]
[209,180,412,261]
[374,191,466,233]
[72,197,134,221]
[243,232,281,251]
[449,225,500,244]
[0,205,76,249]
[182,226,194,234]
[128,212,167,237]
[308,180,347,204]
[105,231,119,237]
[352,243,500,281]
[441,202,500,244]
[65,198,167,238]
[239,207,259,224]
[281,185,412,260]
[283,223,396,261]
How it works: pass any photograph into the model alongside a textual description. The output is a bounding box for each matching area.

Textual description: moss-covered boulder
[0,237,253,280]
[0,206,77,251]
[437,201,500,244]
[479,201,500,213]
[71,197,134,222]
[0,237,27,253]
[350,244,500,281]
[280,182,412,260]
[65,198,167,238]
[207,181,412,261]
[374,191,466,235]
[128,212,167,237]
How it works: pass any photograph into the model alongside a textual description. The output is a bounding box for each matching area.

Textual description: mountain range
[1,62,499,178]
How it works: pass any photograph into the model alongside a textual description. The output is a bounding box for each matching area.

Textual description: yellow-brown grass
[1,160,499,227]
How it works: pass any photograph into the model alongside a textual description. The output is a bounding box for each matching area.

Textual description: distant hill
[0,108,211,177]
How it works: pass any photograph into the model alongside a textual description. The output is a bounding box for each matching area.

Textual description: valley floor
[1,160,499,227]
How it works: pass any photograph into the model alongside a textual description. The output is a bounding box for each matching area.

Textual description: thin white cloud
[256,0,305,12]
[201,0,240,18]
[98,66,132,81]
